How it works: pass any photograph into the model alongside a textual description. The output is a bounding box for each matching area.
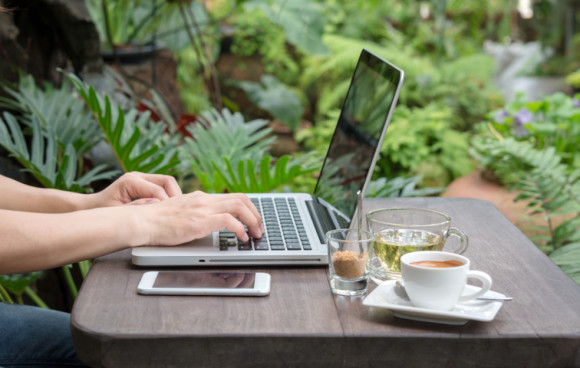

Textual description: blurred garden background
[0,0,579,310]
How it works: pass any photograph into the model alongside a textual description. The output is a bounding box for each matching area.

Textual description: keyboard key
[238,240,252,251]
[286,242,302,250]
[253,239,269,250]
[270,243,285,250]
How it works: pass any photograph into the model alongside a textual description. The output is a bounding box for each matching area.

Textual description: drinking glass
[326,229,374,296]
[366,208,468,283]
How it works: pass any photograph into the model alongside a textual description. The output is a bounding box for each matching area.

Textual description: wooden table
[71,198,580,368]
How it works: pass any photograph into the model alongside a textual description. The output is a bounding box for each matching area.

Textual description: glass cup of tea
[366,208,468,283]
[326,229,375,296]
[401,251,492,311]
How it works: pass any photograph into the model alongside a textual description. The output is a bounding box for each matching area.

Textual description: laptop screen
[313,49,404,222]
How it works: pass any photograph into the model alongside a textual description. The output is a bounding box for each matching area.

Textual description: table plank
[71,198,580,368]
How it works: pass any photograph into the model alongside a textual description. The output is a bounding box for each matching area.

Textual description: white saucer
[363,280,506,325]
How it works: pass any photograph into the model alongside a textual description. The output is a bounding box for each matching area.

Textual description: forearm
[0,207,145,274]
[0,176,96,213]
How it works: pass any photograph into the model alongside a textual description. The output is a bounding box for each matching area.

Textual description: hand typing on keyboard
[137,191,264,246]
[219,197,312,252]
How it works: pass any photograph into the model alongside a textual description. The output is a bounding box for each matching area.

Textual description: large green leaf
[244,0,328,55]
[238,75,303,132]
[215,154,318,193]
[0,74,102,157]
[0,272,42,296]
[66,73,180,175]
[0,113,117,192]
[181,108,275,193]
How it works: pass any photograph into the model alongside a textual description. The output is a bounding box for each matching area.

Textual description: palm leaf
[181,107,275,193]
[215,154,318,193]
[65,72,180,175]
[0,113,118,192]
[0,74,101,156]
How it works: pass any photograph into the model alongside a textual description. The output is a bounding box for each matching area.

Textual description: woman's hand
[136,191,264,247]
[88,172,182,208]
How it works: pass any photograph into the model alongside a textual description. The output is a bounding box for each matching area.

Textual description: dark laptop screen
[313,49,404,222]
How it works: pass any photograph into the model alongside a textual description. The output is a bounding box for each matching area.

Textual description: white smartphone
[137,271,271,296]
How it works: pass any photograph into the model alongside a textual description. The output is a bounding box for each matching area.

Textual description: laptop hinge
[306,199,334,244]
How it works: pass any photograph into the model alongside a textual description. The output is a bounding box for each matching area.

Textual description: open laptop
[132,48,404,267]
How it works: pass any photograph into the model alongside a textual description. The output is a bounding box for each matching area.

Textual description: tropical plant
[0,272,48,308]
[237,75,304,132]
[241,0,328,56]
[0,75,121,308]
[85,0,209,52]
[488,92,580,167]
[228,8,300,83]
[0,75,102,156]
[0,114,116,192]
[66,73,181,175]
[471,93,580,284]
[180,108,319,194]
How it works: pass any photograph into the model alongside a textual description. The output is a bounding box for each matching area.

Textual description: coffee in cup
[401,251,492,311]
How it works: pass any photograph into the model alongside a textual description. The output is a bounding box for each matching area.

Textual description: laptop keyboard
[218,197,312,251]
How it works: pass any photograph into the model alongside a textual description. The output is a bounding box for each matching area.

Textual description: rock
[0,0,102,86]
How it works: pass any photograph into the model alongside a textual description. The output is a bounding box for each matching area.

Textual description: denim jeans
[0,303,87,367]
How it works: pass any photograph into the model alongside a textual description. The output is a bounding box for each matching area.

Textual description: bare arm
[0,172,182,213]
[0,188,263,274]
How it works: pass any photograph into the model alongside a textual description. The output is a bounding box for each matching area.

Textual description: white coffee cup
[401,251,492,311]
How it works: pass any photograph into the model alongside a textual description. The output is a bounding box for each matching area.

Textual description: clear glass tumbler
[326,229,375,296]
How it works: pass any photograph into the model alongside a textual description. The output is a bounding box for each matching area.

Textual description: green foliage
[0,114,116,192]
[176,48,213,114]
[472,91,580,284]
[0,272,41,296]
[550,243,580,284]
[0,75,102,156]
[300,34,501,130]
[365,176,443,198]
[85,0,209,51]
[486,92,580,167]
[181,108,273,192]
[215,154,318,193]
[243,0,328,55]
[566,70,580,88]
[237,75,303,132]
[379,103,473,188]
[181,108,317,193]
[0,272,48,308]
[0,74,117,192]
[229,9,299,82]
[66,73,181,175]
[299,104,473,189]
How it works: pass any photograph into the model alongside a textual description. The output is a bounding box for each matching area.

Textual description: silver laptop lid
[312,48,404,227]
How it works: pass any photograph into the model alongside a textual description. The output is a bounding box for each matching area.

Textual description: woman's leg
[0,302,87,367]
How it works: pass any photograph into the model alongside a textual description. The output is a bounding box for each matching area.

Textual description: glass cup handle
[458,271,493,302]
[445,227,468,255]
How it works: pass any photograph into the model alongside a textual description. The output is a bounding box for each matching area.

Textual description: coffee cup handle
[458,271,493,302]
[445,227,468,255]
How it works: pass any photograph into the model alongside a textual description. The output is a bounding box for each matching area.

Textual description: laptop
[132,48,404,267]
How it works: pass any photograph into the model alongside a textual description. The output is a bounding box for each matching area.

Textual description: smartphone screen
[153,272,256,289]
